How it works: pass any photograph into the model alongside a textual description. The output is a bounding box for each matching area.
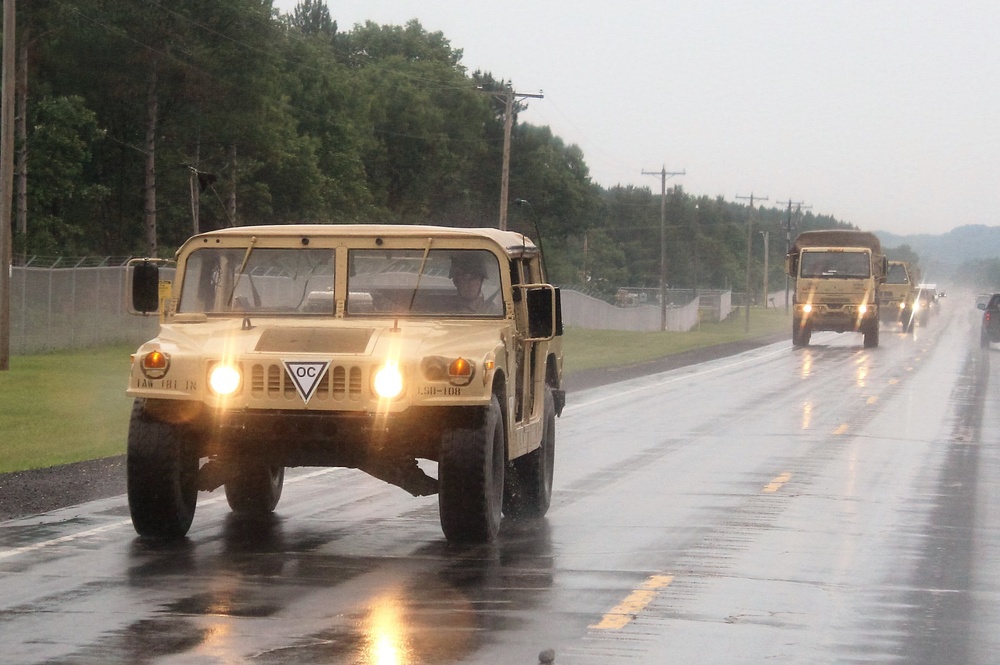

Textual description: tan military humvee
[126,225,565,543]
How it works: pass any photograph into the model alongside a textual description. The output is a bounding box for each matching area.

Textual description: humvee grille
[250,362,366,403]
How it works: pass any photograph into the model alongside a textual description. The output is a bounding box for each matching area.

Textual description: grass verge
[562,306,790,373]
[0,345,136,474]
[0,306,789,474]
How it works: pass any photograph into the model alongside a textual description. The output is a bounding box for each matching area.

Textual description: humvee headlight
[373,362,404,399]
[140,350,170,379]
[209,364,241,396]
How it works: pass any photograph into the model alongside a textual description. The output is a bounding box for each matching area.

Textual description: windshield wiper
[226,237,259,308]
[405,238,434,313]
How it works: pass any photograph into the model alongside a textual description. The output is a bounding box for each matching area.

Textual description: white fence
[562,289,694,332]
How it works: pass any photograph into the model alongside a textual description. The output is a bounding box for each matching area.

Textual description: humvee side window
[178,247,335,314]
[347,249,503,317]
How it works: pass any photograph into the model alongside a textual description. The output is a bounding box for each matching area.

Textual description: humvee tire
[438,394,505,543]
[504,387,555,518]
[225,465,285,515]
[127,399,198,539]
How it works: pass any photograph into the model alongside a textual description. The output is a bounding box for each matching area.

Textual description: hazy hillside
[876,224,1000,274]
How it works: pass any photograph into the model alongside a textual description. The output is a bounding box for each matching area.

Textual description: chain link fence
[10,263,161,355]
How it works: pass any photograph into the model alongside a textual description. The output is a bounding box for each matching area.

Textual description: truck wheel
[792,318,811,347]
[127,399,199,539]
[225,465,284,514]
[504,387,556,518]
[864,323,880,348]
[438,394,505,543]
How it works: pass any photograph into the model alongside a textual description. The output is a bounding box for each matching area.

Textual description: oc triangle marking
[283,360,331,404]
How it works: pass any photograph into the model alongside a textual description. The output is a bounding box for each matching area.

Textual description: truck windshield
[885,264,909,284]
[177,247,336,314]
[800,251,871,279]
[346,249,504,317]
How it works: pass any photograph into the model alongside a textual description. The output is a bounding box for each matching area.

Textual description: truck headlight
[899,302,906,310]
[373,362,404,399]
[802,304,812,314]
[209,364,241,396]
[858,304,868,315]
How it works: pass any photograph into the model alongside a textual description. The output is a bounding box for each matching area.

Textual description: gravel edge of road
[0,333,787,522]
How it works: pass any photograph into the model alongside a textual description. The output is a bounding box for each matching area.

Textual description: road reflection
[116,514,554,664]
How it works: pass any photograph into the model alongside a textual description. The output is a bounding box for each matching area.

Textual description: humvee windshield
[178,247,335,314]
[347,249,504,317]
[176,246,504,317]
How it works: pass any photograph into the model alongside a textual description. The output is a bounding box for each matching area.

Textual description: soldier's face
[452,269,483,300]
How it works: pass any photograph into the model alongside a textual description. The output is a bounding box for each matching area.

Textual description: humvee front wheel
[225,465,285,514]
[504,387,555,518]
[127,399,199,539]
[438,394,505,543]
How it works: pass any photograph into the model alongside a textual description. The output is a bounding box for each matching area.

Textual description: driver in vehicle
[450,252,493,314]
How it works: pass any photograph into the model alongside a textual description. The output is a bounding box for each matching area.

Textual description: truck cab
[785,230,887,348]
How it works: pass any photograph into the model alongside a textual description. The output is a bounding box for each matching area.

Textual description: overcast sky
[274,0,999,237]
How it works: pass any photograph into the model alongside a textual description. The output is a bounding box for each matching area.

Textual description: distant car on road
[978,293,1000,348]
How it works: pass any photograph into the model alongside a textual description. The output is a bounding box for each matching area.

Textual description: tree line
[7,0,874,300]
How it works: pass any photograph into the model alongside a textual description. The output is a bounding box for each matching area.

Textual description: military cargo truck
[880,260,918,333]
[784,230,887,348]
[125,224,565,544]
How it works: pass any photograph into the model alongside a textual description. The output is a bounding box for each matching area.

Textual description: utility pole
[736,193,767,333]
[485,82,543,231]
[643,166,685,331]
[775,199,810,313]
[760,230,769,308]
[0,0,16,371]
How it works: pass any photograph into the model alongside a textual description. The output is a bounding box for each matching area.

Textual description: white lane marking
[564,343,792,414]
[0,468,339,561]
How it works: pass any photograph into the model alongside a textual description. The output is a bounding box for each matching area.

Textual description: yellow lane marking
[833,423,849,435]
[590,574,674,630]
[763,472,792,493]
[888,378,899,384]
[866,395,878,405]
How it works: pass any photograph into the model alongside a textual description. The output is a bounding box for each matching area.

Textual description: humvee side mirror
[132,261,160,314]
[524,286,562,340]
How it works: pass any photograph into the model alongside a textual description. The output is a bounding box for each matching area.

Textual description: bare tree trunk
[226,143,237,226]
[144,69,158,255]
[14,24,26,239]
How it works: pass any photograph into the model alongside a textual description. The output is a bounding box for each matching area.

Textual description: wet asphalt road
[3,297,1000,664]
